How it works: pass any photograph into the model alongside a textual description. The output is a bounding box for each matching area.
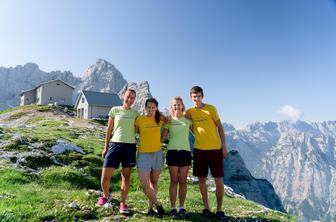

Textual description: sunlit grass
[0,106,296,222]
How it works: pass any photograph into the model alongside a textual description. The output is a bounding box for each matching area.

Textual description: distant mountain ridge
[0,59,152,112]
[225,120,336,221]
[0,63,81,110]
[0,59,152,114]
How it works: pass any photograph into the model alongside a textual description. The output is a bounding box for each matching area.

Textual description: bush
[39,166,96,189]
[2,142,28,152]
[21,155,54,169]
[55,152,83,165]
[0,168,30,185]
[36,106,51,112]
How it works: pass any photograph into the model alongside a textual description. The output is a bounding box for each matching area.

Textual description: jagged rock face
[224,150,285,212]
[326,172,336,222]
[79,59,127,94]
[222,123,235,132]
[0,63,81,109]
[118,81,152,115]
[0,59,152,113]
[226,120,336,221]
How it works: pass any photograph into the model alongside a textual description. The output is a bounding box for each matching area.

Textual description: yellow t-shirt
[186,104,221,150]
[135,116,163,153]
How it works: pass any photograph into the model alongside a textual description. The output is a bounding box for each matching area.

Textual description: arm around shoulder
[161,128,169,143]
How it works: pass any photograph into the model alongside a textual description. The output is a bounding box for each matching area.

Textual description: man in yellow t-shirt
[185,86,228,220]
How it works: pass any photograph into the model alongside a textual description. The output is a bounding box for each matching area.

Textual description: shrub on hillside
[0,168,31,185]
[39,166,96,189]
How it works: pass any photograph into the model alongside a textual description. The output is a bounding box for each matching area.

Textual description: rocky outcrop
[226,120,336,221]
[224,150,285,212]
[0,59,152,114]
[51,139,85,155]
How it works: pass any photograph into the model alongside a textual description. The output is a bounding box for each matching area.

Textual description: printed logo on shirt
[115,114,135,119]
[170,122,183,126]
[193,117,208,123]
[143,124,160,128]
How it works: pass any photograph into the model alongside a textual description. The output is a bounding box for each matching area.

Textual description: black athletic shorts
[103,142,136,168]
[166,150,191,167]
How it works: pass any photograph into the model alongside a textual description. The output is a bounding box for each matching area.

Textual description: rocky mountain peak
[23,62,40,71]
[226,120,336,221]
[80,59,127,93]
[222,122,235,132]
[83,59,116,78]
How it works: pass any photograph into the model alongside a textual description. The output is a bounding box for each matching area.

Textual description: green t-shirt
[108,106,139,143]
[164,116,192,151]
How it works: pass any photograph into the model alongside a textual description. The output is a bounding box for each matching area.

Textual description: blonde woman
[161,96,192,218]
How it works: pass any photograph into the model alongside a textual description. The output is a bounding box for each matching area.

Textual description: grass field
[0,106,296,221]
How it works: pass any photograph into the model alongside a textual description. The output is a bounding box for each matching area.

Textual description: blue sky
[1,0,336,128]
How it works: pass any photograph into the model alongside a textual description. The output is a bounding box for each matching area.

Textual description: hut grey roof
[20,88,35,95]
[79,90,122,107]
[20,79,74,95]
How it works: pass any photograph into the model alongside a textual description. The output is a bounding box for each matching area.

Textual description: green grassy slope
[0,106,296,222]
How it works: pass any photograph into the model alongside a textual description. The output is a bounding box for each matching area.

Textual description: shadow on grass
[117,210,285,222]
[96,198,284,222]
[181,212,283,221]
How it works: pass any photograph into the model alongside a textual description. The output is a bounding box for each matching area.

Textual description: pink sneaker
[96,197,108,206]
[119,203,129,214]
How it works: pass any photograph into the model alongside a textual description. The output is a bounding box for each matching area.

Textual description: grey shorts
[137,150,164,171]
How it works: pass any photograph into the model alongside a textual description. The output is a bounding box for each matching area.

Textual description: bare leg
[169,166,179,209]
[198,177,209,209]
[138,170,161,210]
[120,167,132,204]
[214,177,224,211]
[101,167,115,198]
[178,166,189,208]
[150,170,161,208]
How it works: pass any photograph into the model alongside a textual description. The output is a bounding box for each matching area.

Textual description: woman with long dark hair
[135,98,166,217]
